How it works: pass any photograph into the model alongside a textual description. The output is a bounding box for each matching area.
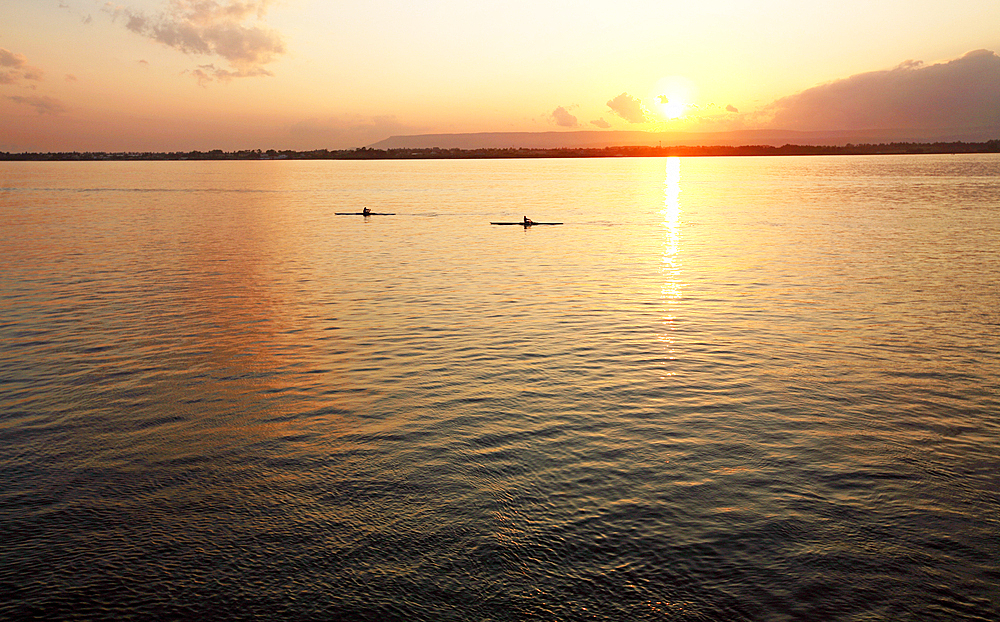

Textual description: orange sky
[2,1,999,151]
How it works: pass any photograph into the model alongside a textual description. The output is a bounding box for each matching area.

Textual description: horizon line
[3,139,999,160]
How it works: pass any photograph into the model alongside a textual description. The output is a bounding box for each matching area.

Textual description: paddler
[363,206,371,216]
[523,215,534,226]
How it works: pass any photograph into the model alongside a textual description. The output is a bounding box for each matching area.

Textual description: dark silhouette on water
[334,208,396,215]
[490,216,563,226]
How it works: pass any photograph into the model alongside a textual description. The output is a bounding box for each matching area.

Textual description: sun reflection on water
[660,157,682,363]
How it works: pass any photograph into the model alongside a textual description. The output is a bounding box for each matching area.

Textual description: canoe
[490,222,563,226]
[335,212,396,215]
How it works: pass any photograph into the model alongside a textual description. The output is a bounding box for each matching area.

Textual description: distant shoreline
[2,140,998,161]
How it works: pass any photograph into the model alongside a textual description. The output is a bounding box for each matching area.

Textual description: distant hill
[369,127,1000,150]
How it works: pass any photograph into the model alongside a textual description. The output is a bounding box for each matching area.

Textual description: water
[1,155,998,621]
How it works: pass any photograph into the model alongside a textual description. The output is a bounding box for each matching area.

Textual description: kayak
[491,222,563,226]
[335,212,396,215]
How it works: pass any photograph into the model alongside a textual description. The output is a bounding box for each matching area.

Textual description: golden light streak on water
[659,157,682,366]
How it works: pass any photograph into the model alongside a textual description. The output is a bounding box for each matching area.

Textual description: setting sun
[657,95,688,119]
[651,76,697,120]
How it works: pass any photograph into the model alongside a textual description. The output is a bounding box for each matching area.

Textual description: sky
[2,0,999,151]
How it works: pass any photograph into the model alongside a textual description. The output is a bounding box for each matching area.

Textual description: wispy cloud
[590,117,611,129]
[726,104,738,113]
[2,49,68,114]
[58,1,94,25]
[763,49,1000,131]
[6,94,69,115]
[606,92,649,123]
[190,63,272,85]
[103,0,286,82]
[550,106,578,127]
[0,49,45,85]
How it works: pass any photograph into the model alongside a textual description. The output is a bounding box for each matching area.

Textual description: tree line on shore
[2,140,998,161]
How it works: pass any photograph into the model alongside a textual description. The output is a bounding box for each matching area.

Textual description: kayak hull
[490,222,563,226]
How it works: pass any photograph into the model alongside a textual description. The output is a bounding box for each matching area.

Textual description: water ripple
[2,156,999,620]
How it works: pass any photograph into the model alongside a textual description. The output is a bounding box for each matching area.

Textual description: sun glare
[652,76,696,120]
[658,97,687,119]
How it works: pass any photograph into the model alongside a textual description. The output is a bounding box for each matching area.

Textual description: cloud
[590,117,611,129]
[550,106,578,127]
[0,48,44,84]
[6,95,69,115]
[65,74,78,81]
[104,0,286,80]
[58,1,93,24]
[764,49,1000,131]
[726,104,738,113]
[606,92,649,123]
[190,63,272,85]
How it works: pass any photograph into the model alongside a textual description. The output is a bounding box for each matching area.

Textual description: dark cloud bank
[763,49,1000,136]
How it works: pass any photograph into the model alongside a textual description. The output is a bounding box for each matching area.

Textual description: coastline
[2,140,999,161]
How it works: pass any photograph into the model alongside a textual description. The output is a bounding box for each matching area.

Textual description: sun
[657,95,687,119]
[651,76,697,120]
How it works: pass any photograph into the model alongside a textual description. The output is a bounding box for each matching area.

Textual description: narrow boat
[490,221,563,226]
[335,212,396,215]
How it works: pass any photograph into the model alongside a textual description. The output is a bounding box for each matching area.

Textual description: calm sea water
[1,155,998,621]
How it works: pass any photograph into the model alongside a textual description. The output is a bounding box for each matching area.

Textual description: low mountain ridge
[369,127,1000,150]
